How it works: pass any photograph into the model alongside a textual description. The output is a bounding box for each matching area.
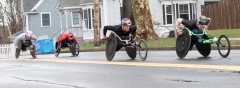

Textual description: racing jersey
[103,25,137,40]
[13,33,38,48]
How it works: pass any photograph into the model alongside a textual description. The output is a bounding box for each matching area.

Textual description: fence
[0,43,29,57]
[201,0,240,30]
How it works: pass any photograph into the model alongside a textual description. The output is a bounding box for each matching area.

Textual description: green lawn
[207,29,240,38]
[73,29,240,49]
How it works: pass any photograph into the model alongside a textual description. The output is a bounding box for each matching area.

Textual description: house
[9,0,68,42]
[9,0,221,42]
[56,0,221,39]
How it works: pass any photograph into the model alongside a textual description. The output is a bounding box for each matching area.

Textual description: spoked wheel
[55,43,61,57]
[105,33,117,61]
[176,29,191,59]
[217,35,231,58]
[29,45,37,58]
[15,48,21,59]
[138,39,148,61]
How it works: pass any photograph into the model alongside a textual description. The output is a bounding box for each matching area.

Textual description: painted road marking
[1,58,240,71]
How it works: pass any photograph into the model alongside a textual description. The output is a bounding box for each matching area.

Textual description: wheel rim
[75,43,80,56]
[138,40,148,61]
[217,35,231,58]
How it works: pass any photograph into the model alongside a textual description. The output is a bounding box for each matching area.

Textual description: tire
[15,48,21,59]
[138,39,148,61]
[195,43,211,57]
[217,35,231,58]
[125,46,136,60]
[75,42,80,56]
[176,29,191,59]
[30,45,37,58]
[55,42,61,57]
[69,43,76,56]
[105,33,117,61]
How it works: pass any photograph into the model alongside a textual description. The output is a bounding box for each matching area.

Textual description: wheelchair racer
[103,18,137,51]
[13,31,38,52]
[176,15,211,50]
[55,32,77,51]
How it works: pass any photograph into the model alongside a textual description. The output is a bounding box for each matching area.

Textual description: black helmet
[197,16,210,25]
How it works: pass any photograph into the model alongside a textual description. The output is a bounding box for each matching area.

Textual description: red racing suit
[57,32,77,43]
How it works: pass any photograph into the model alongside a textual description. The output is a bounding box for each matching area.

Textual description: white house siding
[107,0,121,26]
[80,3,104,40]
[148,0,162,25]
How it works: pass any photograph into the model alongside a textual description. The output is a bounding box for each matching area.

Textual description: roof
[57,0,102,8]
[22,0,40,12]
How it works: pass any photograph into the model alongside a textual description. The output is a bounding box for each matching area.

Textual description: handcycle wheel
[55,42,61,57]
[138,39,148,61]
[29,45,37,58]
[105,33,117,61]
[217,35,231,58]
[176,29,191,59]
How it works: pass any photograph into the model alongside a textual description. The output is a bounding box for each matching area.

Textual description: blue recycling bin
[37,39,54,53]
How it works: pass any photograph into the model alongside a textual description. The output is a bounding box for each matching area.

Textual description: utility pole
[93,0,100,46]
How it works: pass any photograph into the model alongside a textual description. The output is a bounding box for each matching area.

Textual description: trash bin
[37,39,54,53]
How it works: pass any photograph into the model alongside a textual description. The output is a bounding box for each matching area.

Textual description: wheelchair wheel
[195,43,211,57]
[176,29,191,59]
[105,33,117,61]
[29,45,37,58]
[75,42,80,56]
[138,39,148,61]
[55,42,62,57]
[125,46,136,60]
[69,43,76,56]
[217,35,231,58]
[15,48,21,59]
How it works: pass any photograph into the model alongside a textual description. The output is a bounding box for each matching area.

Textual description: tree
[93,0,100,46]
[132,0,158,41]
[122,0,135,25]
[0,0,23,35]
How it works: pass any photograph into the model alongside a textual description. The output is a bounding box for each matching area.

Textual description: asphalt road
[0,50,240,88]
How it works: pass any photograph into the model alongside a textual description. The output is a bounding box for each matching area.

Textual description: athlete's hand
[102,35,107,40]
[177,30,183,35]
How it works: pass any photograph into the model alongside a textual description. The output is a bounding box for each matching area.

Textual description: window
[179,4,189,20]
[41,12,51,27]
[165,5,172,24]
[83,8,102,30]
[83,9,92,29]
[72,12,80,25]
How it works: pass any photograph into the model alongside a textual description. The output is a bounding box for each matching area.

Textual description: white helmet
[26,31,33,39]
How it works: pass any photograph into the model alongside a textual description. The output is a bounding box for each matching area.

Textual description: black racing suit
[103,25,137,51]
[182,19,208,50]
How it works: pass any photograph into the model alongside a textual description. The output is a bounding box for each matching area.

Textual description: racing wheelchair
[105,31,148,61]
[15,40,37,59]
[176,27,231,59]
[55,39,80,57]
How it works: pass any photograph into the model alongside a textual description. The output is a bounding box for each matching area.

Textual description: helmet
[67,32,73,39]
[197,16,210,25]
[26,31,33,39]
[121,18,131,26]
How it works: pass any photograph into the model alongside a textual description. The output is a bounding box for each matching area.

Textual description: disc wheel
[217,35,231,58]
[15,48,21,59]
[55,43,61,57]
[195,43,211,57]
[176,29,191,59]
[105,33,117,61]
[30,45,37,58]
[138,39,148,61]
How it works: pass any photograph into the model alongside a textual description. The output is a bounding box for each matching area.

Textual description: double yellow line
[2,58,240,71]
